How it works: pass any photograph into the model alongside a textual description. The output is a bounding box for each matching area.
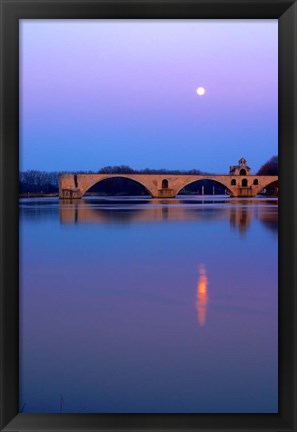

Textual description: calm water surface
[19,196,278,413]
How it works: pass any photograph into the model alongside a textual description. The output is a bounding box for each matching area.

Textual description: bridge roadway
[59,173,278,199]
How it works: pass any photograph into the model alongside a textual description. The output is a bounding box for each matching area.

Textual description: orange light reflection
[196,264,208,326]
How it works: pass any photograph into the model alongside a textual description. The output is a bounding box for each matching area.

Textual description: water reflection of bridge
[59,198,278,235]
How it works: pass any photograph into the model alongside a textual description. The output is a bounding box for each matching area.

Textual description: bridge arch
[255,179,278,195]
[260,179,278,189]
[176,178,233,196]
[81,176,153,197]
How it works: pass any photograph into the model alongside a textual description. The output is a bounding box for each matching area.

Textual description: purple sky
[20,20,278,174]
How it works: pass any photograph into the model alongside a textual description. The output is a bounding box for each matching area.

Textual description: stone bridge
[59,173,278,199]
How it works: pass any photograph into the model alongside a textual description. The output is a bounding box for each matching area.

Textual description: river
[19,196,278,413]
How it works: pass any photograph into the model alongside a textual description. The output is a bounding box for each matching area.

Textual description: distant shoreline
[19,193,59,198]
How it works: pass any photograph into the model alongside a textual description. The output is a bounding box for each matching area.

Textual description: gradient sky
[20,20,278,173]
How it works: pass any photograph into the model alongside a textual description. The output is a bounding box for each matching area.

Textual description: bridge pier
[153,189,176,198]
[59,174,82,199]
[59,189,82,199]
[229,187,257,198]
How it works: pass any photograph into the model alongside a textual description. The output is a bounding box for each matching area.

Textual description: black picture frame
[1,1,296,431]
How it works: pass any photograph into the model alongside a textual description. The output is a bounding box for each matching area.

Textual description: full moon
[196,87,206,96]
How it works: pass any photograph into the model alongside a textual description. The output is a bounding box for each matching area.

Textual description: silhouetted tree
[19,170,60,193]
[256,156,278,196]
[98,165,135,174]
[257,156,278,175]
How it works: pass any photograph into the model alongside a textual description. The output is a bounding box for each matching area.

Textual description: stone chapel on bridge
[229,157,251,176]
